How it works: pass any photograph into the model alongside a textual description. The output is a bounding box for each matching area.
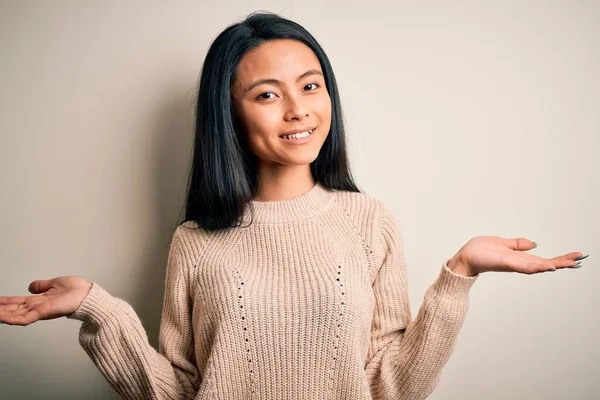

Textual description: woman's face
[231,39,332,167]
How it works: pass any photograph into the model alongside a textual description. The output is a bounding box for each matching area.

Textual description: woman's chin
[282,152,320,166]
[265,147,318,166]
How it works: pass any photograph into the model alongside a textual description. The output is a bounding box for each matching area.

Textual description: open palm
[450,236,586,276]
[0,276,92,326]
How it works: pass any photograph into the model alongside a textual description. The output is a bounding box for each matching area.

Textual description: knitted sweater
[67,183,478,399]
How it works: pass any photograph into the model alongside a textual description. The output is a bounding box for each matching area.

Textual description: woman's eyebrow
[245,69,323,92]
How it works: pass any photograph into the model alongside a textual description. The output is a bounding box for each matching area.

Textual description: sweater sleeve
[365,205,477,400]
[66,227,200,399]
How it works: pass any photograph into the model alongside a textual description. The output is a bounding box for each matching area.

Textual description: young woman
[0,11,586,400]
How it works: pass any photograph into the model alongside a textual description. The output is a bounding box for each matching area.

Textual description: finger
[546,253,586,269]
[512,252,572,274]
[0,297,46,313]
[1,298,50,323]
[2,308,43,326]
[503,237,536,252]
[0,303,25,313]
[536,256,583,273]
[538,255,578,271]
[554,258,581,269]
[502,253,550,274]
[553,252,584,261]
[28,279,54,294]
[0,296,30,305]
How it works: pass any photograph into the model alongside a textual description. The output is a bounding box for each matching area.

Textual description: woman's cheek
[256,106,281,134]
[313,94,332,118]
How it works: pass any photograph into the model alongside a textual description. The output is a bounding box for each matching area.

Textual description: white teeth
[282,129,313,140]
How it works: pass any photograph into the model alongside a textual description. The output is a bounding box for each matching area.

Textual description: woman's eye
[257,92,276,100]
[305,83,320,91]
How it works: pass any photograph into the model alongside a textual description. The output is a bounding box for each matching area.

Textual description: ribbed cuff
[432,261,478,300]
[66,283,122,324]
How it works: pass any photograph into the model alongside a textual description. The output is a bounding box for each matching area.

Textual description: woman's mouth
[280,128,315,141]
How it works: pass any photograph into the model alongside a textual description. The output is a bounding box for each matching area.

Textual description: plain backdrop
[1,1,598,399]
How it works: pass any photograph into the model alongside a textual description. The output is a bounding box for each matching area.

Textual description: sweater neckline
[243,182,335,224]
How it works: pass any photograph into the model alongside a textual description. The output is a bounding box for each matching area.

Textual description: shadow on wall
[130,84,197,351]
[81,83,197,400]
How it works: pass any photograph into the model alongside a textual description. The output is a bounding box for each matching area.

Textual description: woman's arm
[364,205,477,400]
[67,226,200,399]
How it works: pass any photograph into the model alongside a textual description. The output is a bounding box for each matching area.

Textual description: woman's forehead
[236,39,322,85]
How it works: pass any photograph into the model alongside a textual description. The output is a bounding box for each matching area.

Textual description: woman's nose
[284,95,309,121]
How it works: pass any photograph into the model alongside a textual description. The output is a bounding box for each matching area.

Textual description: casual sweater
[67,183,478,399]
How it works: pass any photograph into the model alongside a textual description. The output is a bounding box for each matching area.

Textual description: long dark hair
[182,11,360,231]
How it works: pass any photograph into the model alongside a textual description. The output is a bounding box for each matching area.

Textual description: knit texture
[67,183,477,399]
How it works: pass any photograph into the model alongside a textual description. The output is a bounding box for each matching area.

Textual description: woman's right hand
[0,276,92,326]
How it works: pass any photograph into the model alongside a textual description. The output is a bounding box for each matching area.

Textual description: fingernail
[575,254,589,262]
[0,321,4,324]
[532,242,538,249]
[569,264,583,269]
[569,260,583,268]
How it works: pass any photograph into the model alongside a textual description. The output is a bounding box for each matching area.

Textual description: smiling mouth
[279,128,315,140]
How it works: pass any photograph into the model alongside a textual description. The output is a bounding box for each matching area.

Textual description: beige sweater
[67,183,477,399]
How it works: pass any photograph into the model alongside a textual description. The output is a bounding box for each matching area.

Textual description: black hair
[182,11,360,231]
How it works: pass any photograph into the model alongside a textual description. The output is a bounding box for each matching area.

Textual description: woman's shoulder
[169,220,213,253]
[330,189,400,257]
[331,187,391,218]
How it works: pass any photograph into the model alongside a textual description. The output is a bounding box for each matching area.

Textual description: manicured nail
[532,242,538,249]
[575,254,589,262]
[568,260,583,267]
[0,321,4,324]
[569,264,583,269]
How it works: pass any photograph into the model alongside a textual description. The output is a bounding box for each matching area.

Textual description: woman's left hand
[447,236,587,277]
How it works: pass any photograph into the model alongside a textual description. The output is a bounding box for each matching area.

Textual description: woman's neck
[253,165,315,202]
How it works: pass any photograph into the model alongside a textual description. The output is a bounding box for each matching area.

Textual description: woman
[0,11,586,400]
